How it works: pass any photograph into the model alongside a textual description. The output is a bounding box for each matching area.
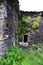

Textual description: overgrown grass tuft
[0,44,43,65]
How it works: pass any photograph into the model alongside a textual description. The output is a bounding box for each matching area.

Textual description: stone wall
[6,0,19,45]
[30,17,43,44]
[0,0,19,57]
[0,3,12,57]
[20,11,43,44]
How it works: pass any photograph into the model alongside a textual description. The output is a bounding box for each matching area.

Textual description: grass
[0,43,43,65]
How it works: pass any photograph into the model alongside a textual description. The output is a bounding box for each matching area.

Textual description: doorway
[24,35,28,42]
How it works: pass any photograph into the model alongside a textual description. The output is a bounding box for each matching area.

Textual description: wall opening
[24,35,28,42]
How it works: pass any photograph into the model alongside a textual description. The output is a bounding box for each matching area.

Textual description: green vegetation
[32,16,41,29]
[24,16,32,23]
[32,22,39,29]
[0,46,29,65]
[18,15,41,41]
[0,44,43,65]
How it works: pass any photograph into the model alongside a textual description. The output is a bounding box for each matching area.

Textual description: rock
[19,42,28,47]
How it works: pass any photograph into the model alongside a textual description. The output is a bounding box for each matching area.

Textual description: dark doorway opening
[24,35,28,42]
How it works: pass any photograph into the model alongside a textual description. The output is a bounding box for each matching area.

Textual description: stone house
[20,11,43,44]
[0,0,19,57]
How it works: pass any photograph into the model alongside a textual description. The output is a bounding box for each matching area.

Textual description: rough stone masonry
[0,0,19,58]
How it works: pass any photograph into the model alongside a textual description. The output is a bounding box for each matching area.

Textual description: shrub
[32,22,39,29]
[24,16,32,23]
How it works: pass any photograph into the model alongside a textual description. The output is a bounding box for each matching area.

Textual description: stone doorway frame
[22,33,30,43]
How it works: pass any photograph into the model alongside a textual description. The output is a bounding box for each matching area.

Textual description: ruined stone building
[0,0,19,57]
[20,11,43,44]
